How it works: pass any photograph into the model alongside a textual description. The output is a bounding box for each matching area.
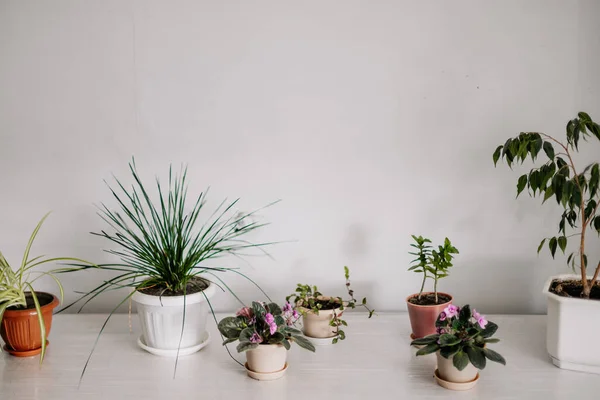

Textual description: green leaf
[416,343,440,356]
[537,238,546,254]
[439,345,460,359]
[549,237,558,259]
[217,317,244,339]
[465,346,486,369]
[411,334,439,346]
[594,216,600,234]
[291,334,316,352]
[483,338,500,344]
[439,334,461,346]
[239,327,255,342]
[493,145,503,166]
[480,321,498,338]
[543,141,555,160]
[252,301,266,320]
[557,236,567,254]
[266,303,282,316]
[222,337,238,345]
[452,350,470,371]
[542,186,555,203]
[458,305,471,323]
[281,338,291,350]
[517,175,528,197]
[236,341,259,353]
[483,348,507,365]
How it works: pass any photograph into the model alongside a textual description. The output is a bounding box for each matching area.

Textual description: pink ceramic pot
[406,292,452,338]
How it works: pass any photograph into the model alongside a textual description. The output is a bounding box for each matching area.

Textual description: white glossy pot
[132,282,216,352]
[436,352,478,383]
[246,344,287,373]
[301,304,342,339]
[544,274,600,374]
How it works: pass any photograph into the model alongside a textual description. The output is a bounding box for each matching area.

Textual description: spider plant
[0,213,92,363]
[66,158,278,379]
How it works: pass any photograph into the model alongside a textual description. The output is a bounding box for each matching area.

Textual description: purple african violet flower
[436,326,447,335]
[473,309,488,329]
[438,311,447,321]
[264,313,278,335]
[444,304,459,319]
[292,310,299,319]
[282,302,293,313]
[249,332,263,344]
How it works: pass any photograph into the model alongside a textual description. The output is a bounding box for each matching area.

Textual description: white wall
[0,0,598,314]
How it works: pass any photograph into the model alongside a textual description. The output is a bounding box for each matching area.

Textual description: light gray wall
[0,0,598,314]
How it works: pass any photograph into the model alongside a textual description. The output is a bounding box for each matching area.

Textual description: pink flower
[236,307,254,321]
[282,302,293,313]
[438,311,447,321]
[443,304,459,319]
[436,327,447,335]
[292,310,299,319]
[249,332,263,344]
[473,309,488,329]
[264,313,278,335]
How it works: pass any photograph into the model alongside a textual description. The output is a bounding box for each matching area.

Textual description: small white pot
[132,282,216,352]
[245,344,287,373]
[436,352,478,383]
[544,274,600,374]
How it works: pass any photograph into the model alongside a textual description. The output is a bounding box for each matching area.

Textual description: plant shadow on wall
[62,158,279,383]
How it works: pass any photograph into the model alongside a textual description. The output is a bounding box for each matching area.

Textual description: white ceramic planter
[299,297,342,339]
[245,344,287,373]
[132,282,216,353]
[436,352,478,383]
[544,274,600,374]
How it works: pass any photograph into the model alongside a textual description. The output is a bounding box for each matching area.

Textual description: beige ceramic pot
[245,344,287,373]
[406,292,452,338]
[299,297,342,339]
[436,351,478,383]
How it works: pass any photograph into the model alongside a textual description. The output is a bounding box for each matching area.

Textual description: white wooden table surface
[0,313,598,399]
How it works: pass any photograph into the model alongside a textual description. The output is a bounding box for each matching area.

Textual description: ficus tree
[493,112,600,298]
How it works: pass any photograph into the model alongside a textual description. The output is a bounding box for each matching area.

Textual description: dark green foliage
[408,235,459,303]
[493,113,600,297]
[411,304,506,371]
[286,266,374,344]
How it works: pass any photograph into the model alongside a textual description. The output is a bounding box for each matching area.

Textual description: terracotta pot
[299,296,342,339]
[406,292,452,338]
[246,343,287,373]
[0,292,59,356]
[436,351,478,383]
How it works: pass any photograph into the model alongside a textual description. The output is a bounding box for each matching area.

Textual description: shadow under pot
[299,296,342,339]
[406,292,452,339]
[0,292,59,357]
[132,278,216,356]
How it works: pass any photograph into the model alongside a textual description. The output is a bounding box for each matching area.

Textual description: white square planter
[544,274,600,374]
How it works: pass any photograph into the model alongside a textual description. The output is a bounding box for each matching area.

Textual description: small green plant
[408,235,459,303]
[493,112,600,298]
[217,301,315,353]
[286,266,374,344]
[0,213,92,363]
[411,304,506,371]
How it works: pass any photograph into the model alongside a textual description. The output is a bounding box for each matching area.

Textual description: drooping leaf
[438,334,461,346]
[291,334,316,352]
[465,346,486,369]
[459,305,471,323]
[549,237,558,259]
[483,348,507,365]
[517,175,528,197]
[452,350,470,371]
[557,236,567,254]
[236,341,259,353]
[439,344,460,359]
[543,141,555,160]
[266,303,282,316]
[480,321,498,338]
[537,238,546,254]
[493,145,503,166]
[411,334,439,346]
[416,343,440,356]
[217,316,244,339]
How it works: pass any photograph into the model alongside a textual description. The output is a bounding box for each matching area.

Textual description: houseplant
[493,112,600,373]
[66,159,277,376]
[218,301,315,380]
[406,235,458,338]
[286,266,374,344]
[411,304,506,390]
[0,213,91,361]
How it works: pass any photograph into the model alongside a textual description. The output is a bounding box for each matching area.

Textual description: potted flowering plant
[493,112,600,373]
[286,266,374,344]
[411,304,506,391]
[406,235,458,338]
[218,301,315,380]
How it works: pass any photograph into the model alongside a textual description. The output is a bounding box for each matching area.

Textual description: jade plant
[408,235,459,304]
[286,266,374,344]
[218,301,315,353]
[493,112,600,298]
[410,304,506,371]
